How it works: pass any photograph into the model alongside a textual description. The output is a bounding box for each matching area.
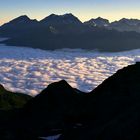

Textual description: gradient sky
[1,0,140,25]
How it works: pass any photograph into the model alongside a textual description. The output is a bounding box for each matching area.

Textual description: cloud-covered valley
[0,44,139,96]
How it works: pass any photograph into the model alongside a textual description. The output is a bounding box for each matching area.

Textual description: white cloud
[0,44,139,96]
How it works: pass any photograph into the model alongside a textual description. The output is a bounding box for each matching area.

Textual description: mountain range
[1,62,140,139]
[84,17,140,33]
[1,14,140,52]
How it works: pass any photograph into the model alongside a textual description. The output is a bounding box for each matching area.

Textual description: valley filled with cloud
[0,44,139,96]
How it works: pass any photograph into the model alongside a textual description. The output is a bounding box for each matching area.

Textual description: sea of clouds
[0,43,140,96]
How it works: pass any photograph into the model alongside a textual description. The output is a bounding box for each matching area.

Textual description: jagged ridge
[1,14,140,52]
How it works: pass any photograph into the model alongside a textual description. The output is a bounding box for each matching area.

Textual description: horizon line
[1,13,140,26]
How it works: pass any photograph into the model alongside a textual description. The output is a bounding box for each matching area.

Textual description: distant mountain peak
[84,17,109,27]
[16,15,30,19]
[46,80,73,92]
[2,15,38,27]
[111,18,140,30]
[120,18,128,21]
[43,13,77,19]
[10,15,31,23]
[119,18,130,23]
[62,13,75,17]
[47,14,59,18]
[40,13,82,25]
[96,17,107,20]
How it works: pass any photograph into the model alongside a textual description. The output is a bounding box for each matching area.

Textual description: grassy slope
[0,85,32,110]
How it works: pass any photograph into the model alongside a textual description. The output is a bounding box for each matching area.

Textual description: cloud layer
[0,44,139,96]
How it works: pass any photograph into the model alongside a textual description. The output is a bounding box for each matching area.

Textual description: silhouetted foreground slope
[0,85,32,140]
[1,63,140,139]
[0,85,31,110]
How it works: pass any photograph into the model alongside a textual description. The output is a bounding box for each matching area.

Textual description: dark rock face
[1,63,140,139]
[0,85,32,140]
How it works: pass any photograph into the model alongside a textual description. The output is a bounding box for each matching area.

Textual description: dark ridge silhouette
[40,13,82,25]
[0,84,31,110]
[1,62,140,139]
[3,15,35,25]
[0,84,32,140]
[0,15,38,38]
[0,62,139,139]
[110,18,140,33]
[84,17,110,27]
[85,17,140,33]
[59,62,140,140]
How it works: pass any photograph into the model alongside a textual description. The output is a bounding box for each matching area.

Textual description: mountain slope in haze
[1,14,140,52]
[84,17,110,27]
[4,27,140,52]
[110,18,140,32]
[85,17,140,33]
[2,15,37,26]
[0,15,38,37]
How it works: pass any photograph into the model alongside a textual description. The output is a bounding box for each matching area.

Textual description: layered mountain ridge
[1,14,140,52]
[85,17,140,32]
[84,17,110,27]
[1,14,140,32]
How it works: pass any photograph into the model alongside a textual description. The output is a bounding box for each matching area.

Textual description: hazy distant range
[1,13,140,52]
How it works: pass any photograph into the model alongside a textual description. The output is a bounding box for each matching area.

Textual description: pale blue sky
[0,0,140,25]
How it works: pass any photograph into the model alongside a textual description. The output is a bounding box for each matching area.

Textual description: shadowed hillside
[1,63,140,139]
[0,84,31,110]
